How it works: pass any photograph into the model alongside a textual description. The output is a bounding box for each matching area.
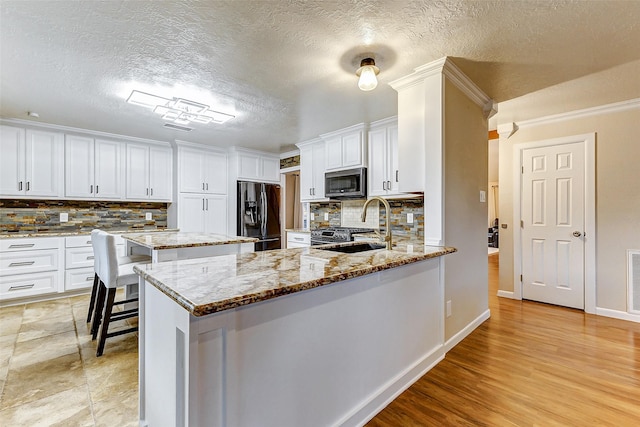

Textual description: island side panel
[189,257,444,427]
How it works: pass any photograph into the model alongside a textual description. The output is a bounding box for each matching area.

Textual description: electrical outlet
[407,213,413,224]
[60,213,68,223]
[480,190,486,203]
[145,212,152,220]
[324,212,329,221]
[407,244,414,253]
[310,212,315,220]
[446,300,452,317]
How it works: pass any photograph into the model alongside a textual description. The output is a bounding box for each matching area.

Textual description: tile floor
[0,293,139,426]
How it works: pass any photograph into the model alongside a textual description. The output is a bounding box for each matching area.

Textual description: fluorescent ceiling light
[127,90,235,128]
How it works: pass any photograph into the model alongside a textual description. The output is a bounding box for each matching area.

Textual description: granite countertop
[134,243,456,317]
[121,231,258,250]
[0,228,178,239]
[285,229,311,233]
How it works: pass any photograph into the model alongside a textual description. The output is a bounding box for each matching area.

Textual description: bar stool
[90,230,147,357]
[86,229,149,324]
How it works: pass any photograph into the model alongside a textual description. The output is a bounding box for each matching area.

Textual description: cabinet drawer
[0,237,61,252]
[0,250,59,276]
[287,242,309,249]
[287,232,310,245]
[0,271,58,300]
[65,267,95,291]
[66,235,94,248]
[65,247,95,269]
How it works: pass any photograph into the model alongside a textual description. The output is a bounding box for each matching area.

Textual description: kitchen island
[134,243,456,427]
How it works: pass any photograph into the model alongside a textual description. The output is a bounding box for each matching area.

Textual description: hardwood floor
[367,254,640,426]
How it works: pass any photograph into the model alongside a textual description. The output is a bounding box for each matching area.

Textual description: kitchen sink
[319,242,386,253]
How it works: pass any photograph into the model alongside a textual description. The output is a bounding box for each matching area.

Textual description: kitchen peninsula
[134,243,456,427]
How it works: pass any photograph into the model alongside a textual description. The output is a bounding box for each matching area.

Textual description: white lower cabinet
[286,231,310,248]
[64,235,125,291]
[0,237,62,301]
[178,193,228,234]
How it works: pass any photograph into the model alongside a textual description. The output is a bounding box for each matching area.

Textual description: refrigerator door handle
[261,191,267,235]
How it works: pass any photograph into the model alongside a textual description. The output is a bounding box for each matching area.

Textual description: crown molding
[279,150,300,159]
[515,98,640,130]
[0,117,171,146]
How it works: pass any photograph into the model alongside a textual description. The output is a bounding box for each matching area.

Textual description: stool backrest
[93,230,120,289]
[91,229,102,275]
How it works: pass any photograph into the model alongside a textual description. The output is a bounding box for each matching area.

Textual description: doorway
[513,133,596,312]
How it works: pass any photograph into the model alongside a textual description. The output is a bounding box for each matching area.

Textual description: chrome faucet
[361,196,393,250]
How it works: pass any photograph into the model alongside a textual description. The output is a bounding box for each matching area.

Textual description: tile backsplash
[309,196,424,237]
[0,199,168,234]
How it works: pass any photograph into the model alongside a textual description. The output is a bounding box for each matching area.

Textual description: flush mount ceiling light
[126,90,235,127]
[356,57,380,91]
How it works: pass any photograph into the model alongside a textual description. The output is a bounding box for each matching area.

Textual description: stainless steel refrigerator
[237,181,281,251]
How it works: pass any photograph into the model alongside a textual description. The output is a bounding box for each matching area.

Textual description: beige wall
[443,80,489,340]
[496,62,640,312]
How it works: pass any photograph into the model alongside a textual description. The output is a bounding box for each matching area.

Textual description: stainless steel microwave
[325,167,367,200]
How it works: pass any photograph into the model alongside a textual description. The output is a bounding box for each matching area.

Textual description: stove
[310,227,375,245]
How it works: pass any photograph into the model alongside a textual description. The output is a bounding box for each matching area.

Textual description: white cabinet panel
[65,135,94,198]
[0,237,60,252]
[0,125,25,195]
[179,147,227,194]
[321,124,365,172]
[261,156,280,183]
[0,272,58,300]
[0,249,59,276]
[178,194,227,234]
[234,149,280,184]
[324,137,342,170]
[126,143,172,201]
[368,118,401,197]
[205,152,227,194]
[65,267,95,291]
[238,152,260,180]
[94,139,123,199]
[0,126,63,198]
[286,231,310,248]
[298,140,326,202]
[65,247,95,269]
[342,132,363,168]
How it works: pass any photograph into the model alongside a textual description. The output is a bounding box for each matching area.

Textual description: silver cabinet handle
[206,183,209,191]
[96,185,99,194]
[9,283,35,291]
[293,237,304,241]
[86,276,94,281]
[310,188,313,196]
[206,198,209,210]
[9,243,35,248]
[573,231,582,237]
[382,181,387,190]
[146,188,149,195]
[90,185,93,194]
[202,198,205,211]
[26,181,30,191]
[395,170,399,182]
[203,183,205,190]
[86,240,92,244]
[9,261,36,267]
[387,180,391,190]
[18,181,23,191]
[150,188,153,196]
[86,255,95,260]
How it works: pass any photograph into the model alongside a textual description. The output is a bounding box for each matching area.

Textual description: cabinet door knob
[572,231,582,237]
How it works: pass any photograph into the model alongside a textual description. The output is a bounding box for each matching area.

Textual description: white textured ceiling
[1,1,639,153]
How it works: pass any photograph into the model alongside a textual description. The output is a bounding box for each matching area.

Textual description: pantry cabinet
[297,138,326,202]
[368,117,401,197]
[321,123,366,171]
[0,125,63,198]
[65,135,124,199]
[126,143,173,201]
[178,193,228,234]
[179,146,227,194]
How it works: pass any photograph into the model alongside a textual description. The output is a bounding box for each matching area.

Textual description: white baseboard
[342,346,445,427]
[595,307,640,323]
[444,309,491,353]
[497,290,515,299]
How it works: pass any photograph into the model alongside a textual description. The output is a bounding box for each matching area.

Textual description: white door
[126,143,150,199]
[65,135,95,198]
[204,152,227,194]
[26,129,62,197]
[148,146,172,200]
[0,125,25,195]
[204,195,227,234]
[94,139,123,199]
[521,141,585,309]
[178,194,206,233]
[179,147,205,193]
[368,128,387,196]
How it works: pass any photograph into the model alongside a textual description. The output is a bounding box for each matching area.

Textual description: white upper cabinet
[179,145,227,194]
[297,138,326,202]
[125,143,172,201]
[233,148,280,183]
[65,135,123,199]
[0,125,63,198]
[368,117,401,197]
[321,123,366,171]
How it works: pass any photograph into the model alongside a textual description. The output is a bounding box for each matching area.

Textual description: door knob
[572,231,582,237]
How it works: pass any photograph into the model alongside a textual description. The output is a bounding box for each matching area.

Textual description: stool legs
[91,283,106,340]
[96,288,116,357]
[86,273,99,323]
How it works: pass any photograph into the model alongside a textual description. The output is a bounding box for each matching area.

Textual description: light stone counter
[122,231,257,250]
[0,228,178,239]
[134,243,455,316]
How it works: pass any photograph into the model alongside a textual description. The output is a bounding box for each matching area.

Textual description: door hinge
[520,220,524,228]
[521,166,524,174]
[520,274,523,282]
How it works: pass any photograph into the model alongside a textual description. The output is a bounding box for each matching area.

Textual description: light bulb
[358,65,378,91]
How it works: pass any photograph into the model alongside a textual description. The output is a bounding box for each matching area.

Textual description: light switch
[480,190,486,203]
[60,213,68,223]
[310,212,315,220]
[145,212,152,220]
[406,213,413,224]
[324,212,329,221]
